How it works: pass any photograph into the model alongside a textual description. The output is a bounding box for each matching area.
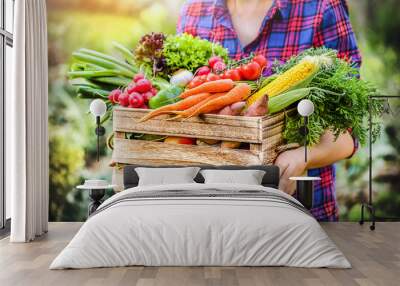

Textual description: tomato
[240,62,261,80]
[206,73,220,81]
[223,69,242,81]
[252,55,267,68]
[196,66,211,76]
[212,61,226,73]
[208,56,223,69]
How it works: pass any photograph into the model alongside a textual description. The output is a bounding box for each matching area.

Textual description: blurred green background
[47,0,400,222]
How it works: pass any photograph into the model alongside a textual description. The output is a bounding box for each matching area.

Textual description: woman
[177,0,361,221]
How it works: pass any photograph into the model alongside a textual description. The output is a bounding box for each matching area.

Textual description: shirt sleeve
[176,2,189,34]
[315,0,362,68]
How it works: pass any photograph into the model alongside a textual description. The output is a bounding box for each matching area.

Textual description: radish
[108,89,122,104]
[133,73,145,82]
[142,91,154,103]
[213,61,226,73]
[129,92,145,108]
[126,83,138,94]
[118,92,130,107]
[135,79,152,93]
[208,56,223,69]
[196,66,211,76]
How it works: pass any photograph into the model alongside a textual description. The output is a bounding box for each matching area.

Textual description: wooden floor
[0,222,399,286]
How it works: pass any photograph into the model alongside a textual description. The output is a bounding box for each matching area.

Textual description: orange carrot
[180,79,234,99]
[139,92,211,122]
[184,83,251,119]
[168,92,227,120]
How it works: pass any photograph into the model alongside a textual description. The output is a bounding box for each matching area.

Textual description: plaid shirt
[177,0,361,221]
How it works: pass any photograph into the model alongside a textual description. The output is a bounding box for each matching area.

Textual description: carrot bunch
[139,79,252,122]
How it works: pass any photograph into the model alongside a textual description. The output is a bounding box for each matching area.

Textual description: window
[1,0,14,234]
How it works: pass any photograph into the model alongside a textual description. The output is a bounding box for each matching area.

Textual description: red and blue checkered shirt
[177,0,361,221]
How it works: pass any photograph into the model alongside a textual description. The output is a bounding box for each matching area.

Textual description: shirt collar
[209,0,290,29]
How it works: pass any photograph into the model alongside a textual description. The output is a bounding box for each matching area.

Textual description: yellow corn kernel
[246,60,317,107]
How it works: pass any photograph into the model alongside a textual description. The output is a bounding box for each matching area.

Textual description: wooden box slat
[113,108,263,143]
[113,138,261,166]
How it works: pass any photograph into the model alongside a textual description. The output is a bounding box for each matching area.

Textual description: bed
[50,165,350,269]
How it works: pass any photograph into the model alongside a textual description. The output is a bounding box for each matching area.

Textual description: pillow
[200,169,266,185]
[135,167,201,186]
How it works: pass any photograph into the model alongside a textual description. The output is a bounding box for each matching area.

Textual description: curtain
[8,0,49,242]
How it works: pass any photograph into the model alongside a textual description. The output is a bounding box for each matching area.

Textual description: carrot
[179,79,234,99]
[168,92,227,120]
[184,83,251,119]
[139,92,211,122]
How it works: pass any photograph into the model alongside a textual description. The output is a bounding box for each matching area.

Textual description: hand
[274,147,308,195]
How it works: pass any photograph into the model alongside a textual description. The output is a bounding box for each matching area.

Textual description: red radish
[129,92,144,108]
[253,55,267,68]
[208,56,223,69]
[142,91,154,102]
[108,89,122,104]
[240,61,261,80]
[126,83,138,94]
[118,92,130,107]
[213,61,226,73]
[151,87,158,95]
[133,73,145,82]
[140,104,149,109]
[196,66,211,76]
[135,79,152,93]
[206,73,220,81]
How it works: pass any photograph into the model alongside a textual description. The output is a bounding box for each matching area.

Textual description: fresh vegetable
[222,69,242,81]
[169,69,194,87]
[185,83,251,118]
[273,48,383,145]
[252,55,267,69]
[243,95,268,117]
[135,79,152,93]
[170,92,227,120]
[133,73,145,82]
[196,66,211,76]
[140,92,211,122]
[148,85,183,109]
[129,92,144,108]
[206,73,220,82]
[118,92,130,107]
[108,89,122,104]
[163,33,229,73]
[246,57,320,107]
[240,61,261,80]
[221,141,241,149]
[134,33,166,76]
[213,61,226,73]
[218,101,246,116]
[196,139,220,145]
[208,56,224,69]
[164,136,196,145]
[180,79,234,99]
[268,88,311,114]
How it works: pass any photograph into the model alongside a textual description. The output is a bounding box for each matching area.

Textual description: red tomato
[252,55,267,68]
[206,73,220,81]
[240,62,261,80]
[224,69,242,81]
[196,66,211,76]
[208,56,223,69]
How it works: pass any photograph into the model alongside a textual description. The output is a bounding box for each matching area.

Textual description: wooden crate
[111,107,291,190]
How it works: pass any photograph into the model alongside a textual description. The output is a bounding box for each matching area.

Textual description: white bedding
[50,183,351,269]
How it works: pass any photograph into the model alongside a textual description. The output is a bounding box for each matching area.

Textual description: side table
[289,176,321,210]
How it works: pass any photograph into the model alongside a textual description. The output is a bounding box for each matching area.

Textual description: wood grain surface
[1,222,399,286]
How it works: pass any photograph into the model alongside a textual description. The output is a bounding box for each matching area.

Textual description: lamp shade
[90,99,107,117]
[297,99,315,117]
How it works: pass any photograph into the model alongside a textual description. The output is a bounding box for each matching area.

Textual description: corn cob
[246,59,319,107]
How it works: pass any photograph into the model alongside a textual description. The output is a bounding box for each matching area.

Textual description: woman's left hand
[274,147,307,195]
